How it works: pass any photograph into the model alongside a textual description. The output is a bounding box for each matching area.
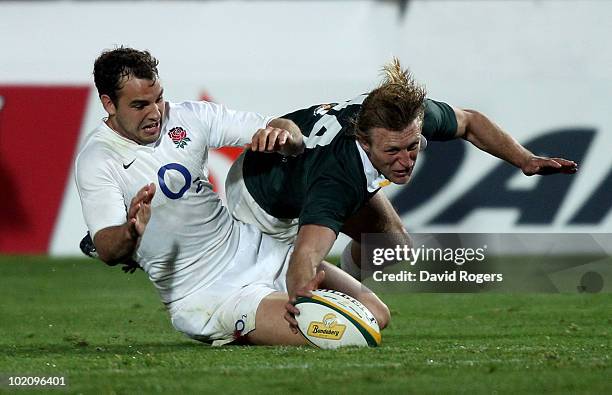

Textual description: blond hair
[355,57,426,142]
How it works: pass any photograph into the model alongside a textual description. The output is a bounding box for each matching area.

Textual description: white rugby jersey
[75,101,273,304]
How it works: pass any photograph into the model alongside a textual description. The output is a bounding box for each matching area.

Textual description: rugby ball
[294,289,381,349]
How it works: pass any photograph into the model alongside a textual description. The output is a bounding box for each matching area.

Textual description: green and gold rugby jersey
[243,95,457,234]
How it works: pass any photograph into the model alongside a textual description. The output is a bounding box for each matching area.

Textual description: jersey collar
[355,141,391,192]
[99,120,138,146]
[100,117,163,149]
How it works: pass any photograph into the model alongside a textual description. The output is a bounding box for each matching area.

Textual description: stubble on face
[362,119,422,184]
[106,77,164,145]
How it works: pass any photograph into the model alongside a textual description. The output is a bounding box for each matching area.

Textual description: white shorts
[226,153,298,244]
[167,223,292,345]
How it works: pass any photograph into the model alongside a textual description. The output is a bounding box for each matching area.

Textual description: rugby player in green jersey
[225,58,577,331]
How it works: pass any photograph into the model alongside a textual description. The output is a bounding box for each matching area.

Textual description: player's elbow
[93,226,136,266]
[93,235,125,266]
[454,108,480,140]
[380,304,391,330]
[96,249,121,266]
[373,300,391,330]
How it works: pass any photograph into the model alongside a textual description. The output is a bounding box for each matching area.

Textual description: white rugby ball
[294,289,381,349]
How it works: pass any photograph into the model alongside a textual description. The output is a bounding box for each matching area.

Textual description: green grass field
[1,256,610,394]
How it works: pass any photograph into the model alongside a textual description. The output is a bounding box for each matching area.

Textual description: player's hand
[284,270,325,334]
[246,126,304,157]
[126,183,156,239]
[521,156,578,176]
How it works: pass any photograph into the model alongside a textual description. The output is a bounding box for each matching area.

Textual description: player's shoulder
[336,94,367,113]
[77,124,113,159]
[326,94,367,127]
[164,100,224,141]
[168,100,220,116]
[75,124,124,175]
[166,100,226,127]
[315,94,366,116]
[423,98,457,141]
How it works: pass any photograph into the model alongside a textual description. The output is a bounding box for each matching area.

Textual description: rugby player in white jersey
[75,47,389,346]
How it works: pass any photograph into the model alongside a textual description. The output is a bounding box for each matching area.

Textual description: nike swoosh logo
[123,159,136,169]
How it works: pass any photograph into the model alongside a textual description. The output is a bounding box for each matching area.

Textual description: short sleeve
[422,98,458,141]
[193,101,273,148]
[299,173,363,235]
[75,153,126,238]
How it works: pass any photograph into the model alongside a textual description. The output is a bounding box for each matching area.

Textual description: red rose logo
[168,127,191,148]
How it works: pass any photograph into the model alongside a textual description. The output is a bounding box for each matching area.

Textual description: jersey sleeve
[75,152,127,239]
[299,179,359,235]
[190,101,273,148]
[422,98,458,141]
[299,169,363,235]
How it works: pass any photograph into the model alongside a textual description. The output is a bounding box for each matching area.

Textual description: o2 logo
[157,163,192,200]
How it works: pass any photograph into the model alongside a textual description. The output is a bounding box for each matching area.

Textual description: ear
[356,133,370,153]
[100,94,117,116]
[419,135,428,152]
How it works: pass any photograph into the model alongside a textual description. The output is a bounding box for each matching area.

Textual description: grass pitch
[1,256,610,394]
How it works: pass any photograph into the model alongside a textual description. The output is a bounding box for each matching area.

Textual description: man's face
[102,76,164,145]
[359,119,422,184]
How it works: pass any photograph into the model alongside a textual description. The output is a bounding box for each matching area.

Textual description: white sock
[340,242,361,280]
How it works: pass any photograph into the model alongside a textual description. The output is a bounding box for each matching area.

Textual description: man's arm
[283,224,336,331]
[93,183,155,264]
[453,108,578,176]
[247,118,304,156]
[286,224,336,299]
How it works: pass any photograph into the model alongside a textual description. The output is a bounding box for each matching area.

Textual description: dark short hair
[93,47,159,104]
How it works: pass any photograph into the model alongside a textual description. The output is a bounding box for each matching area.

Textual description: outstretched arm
[453,108,578,176]
[93,183,156,264]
